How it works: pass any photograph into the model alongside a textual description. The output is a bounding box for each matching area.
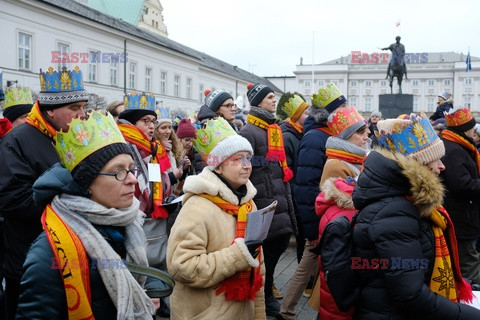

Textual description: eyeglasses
[98,167,139,181]
[220,103,236,109]
[140,118,158,126]
[181,138,194,143]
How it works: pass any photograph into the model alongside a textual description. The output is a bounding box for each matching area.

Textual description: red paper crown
[327,106,364,136]
[444,108,474,127]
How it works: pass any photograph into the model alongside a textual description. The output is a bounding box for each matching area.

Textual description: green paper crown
[4,87,33,109]
[312,83,343,108]
[193,118,236,156]
[55,111,127,172]
[283,94,306,117]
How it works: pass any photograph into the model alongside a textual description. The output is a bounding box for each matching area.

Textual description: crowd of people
[1,65,480,320]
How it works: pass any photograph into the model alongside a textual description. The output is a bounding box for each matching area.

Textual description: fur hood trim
[374,147,444,218]
[182,169,257,205]
[320,177,355,210]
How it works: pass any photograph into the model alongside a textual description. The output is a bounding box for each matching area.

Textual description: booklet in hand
[244,201,277,243]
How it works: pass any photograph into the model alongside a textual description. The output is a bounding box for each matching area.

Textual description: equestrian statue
[382,36,408,94]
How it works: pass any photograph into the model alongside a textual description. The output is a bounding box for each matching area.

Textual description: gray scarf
[51,194,154,319]
[325,136,370,174]
[250,106,276,122]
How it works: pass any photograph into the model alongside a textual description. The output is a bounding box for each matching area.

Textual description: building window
[318,80,324,86]
[380,80,387,86]
[128,62,136,89]
[365,80,372,87]
[413,96,419,111]
[110,59,118,86]
[18,32,32,70]
[160,71,167,94]
[428,80,435,86]
[349,97,357,107]
[88,51,98,82]
[427,98,435,112]
[351,81,357,87]
[332,80,338,86]
[444,79,451,86]
[305,80,311,87]
[199,83,204,103]
[365,97,371,111]
[466,78,472,85]
[174,75,180,97]
[145,67,152,92]
[186,78,192,99]
[57,42,69,71]
[412,80,419,86]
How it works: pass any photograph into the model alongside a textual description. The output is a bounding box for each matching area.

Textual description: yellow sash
[41,205,94,319]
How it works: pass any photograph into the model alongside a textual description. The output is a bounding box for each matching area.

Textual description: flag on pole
[466,51,472,72]
[395,21,401,27]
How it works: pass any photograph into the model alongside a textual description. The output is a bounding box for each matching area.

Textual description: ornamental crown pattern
[193,117,236,156]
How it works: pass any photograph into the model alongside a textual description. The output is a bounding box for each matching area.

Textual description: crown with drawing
[377,113,444,164]
[124,91,156,111]
[283,94,309,121]
[444,108,475,128]
[156,104,171,122]
[312,83,346,112]
[193,117,237,156]
[38,66,88,105]
[55,111,126,172]
[4,87,33,109]
[327,106,365,137]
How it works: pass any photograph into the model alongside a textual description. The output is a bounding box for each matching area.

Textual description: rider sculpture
[382,36,408,94]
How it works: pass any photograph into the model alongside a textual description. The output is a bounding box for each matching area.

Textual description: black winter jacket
[0,123,59,279]
[441,136,480,240]
[352,149,480,320]
[240,109,295,240]
[281,121,303,193]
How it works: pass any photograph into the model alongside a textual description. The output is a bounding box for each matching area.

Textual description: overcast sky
[161,0,480,77]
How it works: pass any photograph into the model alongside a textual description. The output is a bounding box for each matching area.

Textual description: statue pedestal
[378,94,413,119]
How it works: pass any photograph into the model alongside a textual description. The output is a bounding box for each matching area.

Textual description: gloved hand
[245,240,263,259]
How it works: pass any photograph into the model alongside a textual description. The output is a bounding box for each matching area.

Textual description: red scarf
[0,118,12,139]
[25,101,58,141]
[442,129,480,174]
[247,114,293,182]
[200,194,263,301]
[118,123,171,218]
[325,149,365,165]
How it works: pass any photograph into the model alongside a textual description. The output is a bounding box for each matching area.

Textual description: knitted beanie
[246,83,274,107]
[118,109,157,125]
[176,118,197,139]
[72,142,133,189]
[3,104,32,122]
[204,89,233,112]
[377,118,445,165]
[208,134,253,169]
[370,111,382,118]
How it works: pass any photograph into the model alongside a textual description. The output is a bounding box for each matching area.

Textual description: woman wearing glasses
[203,89,239,131]
[16,111,156,319]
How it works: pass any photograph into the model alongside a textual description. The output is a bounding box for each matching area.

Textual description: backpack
[319,212,359,312]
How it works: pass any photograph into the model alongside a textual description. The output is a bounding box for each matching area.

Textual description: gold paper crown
[327,106,365,136]
[312,83,346,111]
[193,118,236,156]
[55,111,127,172]
[444,108,474,127]
[4,87,33,109]
[283,94,308,119]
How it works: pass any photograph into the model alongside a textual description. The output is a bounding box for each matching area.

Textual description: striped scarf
[325,136,367,165]
[442,129,480,175]
[429,206,473,303]
[25,101,58,141]
[286,119,303,134]
[118,123,171,218]
[199,194,263,301]
[247,114,293,182]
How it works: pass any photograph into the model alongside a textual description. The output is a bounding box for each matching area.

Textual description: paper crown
[55,111,127,172]
[377,115,438,156]
[283,94,309,120]
[445,108,474,128]
[312,83,346,112]
[4,87,33,109]
[156,104,170,121]
[327,106,365,137]
[39,66,84,92]
[124,91,156,111]
[193,117,236,156]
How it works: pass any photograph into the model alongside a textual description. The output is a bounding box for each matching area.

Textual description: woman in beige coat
[167,118,266,319]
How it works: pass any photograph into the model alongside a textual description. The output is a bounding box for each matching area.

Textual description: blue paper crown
[123,91,155,111]
[39,66,85,92]
[157,104,170,120]
[377,116,438,155]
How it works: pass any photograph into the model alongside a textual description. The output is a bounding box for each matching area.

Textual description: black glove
[245,240,263,259]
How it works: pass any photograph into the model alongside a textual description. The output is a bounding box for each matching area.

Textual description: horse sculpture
[382,36,408,94]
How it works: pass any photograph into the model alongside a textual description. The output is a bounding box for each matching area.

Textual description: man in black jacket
[0,66,88,319]
[441,108,480,285]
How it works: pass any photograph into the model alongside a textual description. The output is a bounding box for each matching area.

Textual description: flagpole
[467,46,471,109]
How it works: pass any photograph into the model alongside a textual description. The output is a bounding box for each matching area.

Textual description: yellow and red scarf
[247,114,293,182]
[442,129,480,175]
[325,149,365,165]
[25,101,58,141]
[429,206,473,302]
[118,123,171,218]
[41,205,94,319]
[200,194,263,301]
[286,119,303,134]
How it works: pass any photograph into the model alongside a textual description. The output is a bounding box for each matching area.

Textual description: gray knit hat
[204,89,233,112]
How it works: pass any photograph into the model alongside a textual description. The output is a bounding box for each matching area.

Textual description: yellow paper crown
[55,111,127,172]
[312,83,346,112]
[193,118,236,155]
[4,87,33,109]
[327,106,365,136]
[283,94,308,120]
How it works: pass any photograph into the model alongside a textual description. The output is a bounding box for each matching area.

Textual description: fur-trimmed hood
[353,148,444,218]
[316,178,355,218]
[182,168,257,205]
